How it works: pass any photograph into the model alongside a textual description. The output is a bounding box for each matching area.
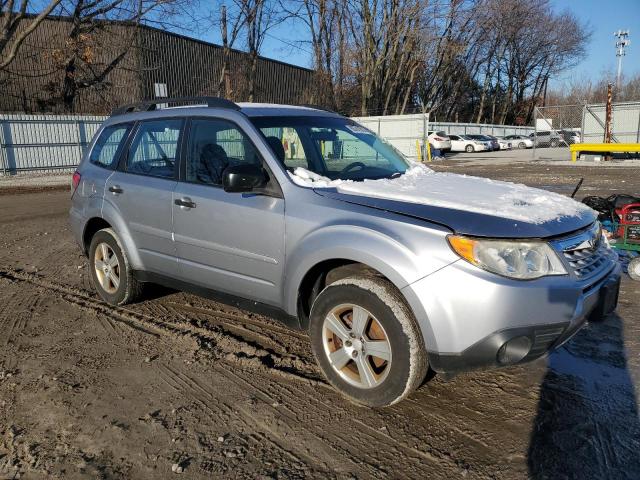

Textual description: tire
[550,140,559,148]
[518,142,526,149]
[465,144,474,153]
[88,228,143,305]
[309,275,428,407]
[629,257,640,281]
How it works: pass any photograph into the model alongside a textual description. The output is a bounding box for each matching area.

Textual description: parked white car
[448,134,488,153]
[503,135,534,149]
[427,130,452,153]
[497,137,512,150]
[487,135,512,150]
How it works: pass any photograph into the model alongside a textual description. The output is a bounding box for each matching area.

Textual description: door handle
[174,197,196,209]
[108,185,123,194]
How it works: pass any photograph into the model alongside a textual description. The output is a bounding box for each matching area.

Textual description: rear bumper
[402,257,621,375]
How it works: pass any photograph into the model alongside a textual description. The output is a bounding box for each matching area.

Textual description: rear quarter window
[89,124,132,169]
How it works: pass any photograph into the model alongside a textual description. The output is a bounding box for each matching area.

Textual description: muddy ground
[0,161,639,479]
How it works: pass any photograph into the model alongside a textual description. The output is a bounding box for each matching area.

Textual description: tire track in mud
[0,267,322,387]
[153,362,331,476]
[231,367,470,479]
[0,281,42,349]
[142,300,305,359]
[165,301,309,341]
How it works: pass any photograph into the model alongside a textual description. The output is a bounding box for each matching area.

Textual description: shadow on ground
[528,313,640,479]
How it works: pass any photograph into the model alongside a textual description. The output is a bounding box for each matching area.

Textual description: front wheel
[465,144,474,153]
[629,257,640,281]
[309,275,428,407]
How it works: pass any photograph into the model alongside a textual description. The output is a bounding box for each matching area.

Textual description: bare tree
[217,3,244,98]
[42,0,191,111]
[243,0,287,101]
[0,0,62,69]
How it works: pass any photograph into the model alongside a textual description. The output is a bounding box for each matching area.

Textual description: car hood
[312,168,596,238]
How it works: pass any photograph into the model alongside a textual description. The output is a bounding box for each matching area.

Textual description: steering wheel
[339,161,366,175]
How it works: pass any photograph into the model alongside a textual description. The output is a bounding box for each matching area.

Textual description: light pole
[614,30,630,91]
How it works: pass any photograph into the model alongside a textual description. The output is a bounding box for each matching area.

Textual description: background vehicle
[504,135,533,149]
[560,129,581,144]
[466,134,495,151]
[70,97,620,408]
[529,130,562,147]
[487,135,512,150]
[427,130,452,153]
[448,134,488,153]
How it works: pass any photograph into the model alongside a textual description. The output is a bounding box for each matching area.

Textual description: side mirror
[222,164,266,193]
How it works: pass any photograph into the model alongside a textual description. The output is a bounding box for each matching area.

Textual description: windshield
[250,116,411,181]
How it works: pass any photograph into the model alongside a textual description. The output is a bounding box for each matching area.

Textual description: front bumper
[401,256,621,375]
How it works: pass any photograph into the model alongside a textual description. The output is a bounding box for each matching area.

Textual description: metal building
[0,16,315,115]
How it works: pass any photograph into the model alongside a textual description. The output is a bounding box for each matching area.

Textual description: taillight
[434,137,444,141]
[72,171,81,194]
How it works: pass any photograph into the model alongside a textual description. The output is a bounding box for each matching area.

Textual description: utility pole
[614,30,630,92]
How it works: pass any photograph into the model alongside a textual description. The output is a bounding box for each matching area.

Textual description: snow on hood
[288,164,594,224]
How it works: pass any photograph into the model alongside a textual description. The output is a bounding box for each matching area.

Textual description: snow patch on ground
[289,163,593,224]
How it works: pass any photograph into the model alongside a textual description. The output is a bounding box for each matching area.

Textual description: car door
[105,118,183,275]
[172,117,285,306]
[449,135,463,151]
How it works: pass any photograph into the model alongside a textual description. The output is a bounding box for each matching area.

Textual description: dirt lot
[1,161,639,479]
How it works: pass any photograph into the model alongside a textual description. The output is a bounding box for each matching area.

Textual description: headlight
[448,235,567,279]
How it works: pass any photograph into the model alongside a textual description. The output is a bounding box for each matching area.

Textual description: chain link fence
[533,102,640,160]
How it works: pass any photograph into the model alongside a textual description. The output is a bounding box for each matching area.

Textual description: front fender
[284,224,450,316]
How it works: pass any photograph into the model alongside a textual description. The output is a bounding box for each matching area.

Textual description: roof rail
[299,104,336,113]
[111,96,241,115]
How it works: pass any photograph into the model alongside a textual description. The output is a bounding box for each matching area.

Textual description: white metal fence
[352,113,534,160]
[0,114,107,175]
[3,105,635,175]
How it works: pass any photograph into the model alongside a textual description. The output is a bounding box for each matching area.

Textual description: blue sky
[197,0,640,87]
[551,0,639,87]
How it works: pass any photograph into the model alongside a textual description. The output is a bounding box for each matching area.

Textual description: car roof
[106,102,342,124]
[237,103,340,118]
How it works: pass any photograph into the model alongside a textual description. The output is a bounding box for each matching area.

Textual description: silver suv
[70,97,621,407]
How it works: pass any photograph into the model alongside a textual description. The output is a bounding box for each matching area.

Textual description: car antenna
[571,177,584,199]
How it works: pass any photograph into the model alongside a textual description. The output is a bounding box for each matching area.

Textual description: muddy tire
[629,257,640,281]
[465,144,474,153]
[88,228,143,305]
[309,275,428,407]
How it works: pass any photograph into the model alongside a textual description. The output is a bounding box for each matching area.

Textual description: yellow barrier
[570,143,640,162]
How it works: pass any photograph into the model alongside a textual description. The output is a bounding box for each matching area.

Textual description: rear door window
[126,119,183,179]
[89,123,132,169]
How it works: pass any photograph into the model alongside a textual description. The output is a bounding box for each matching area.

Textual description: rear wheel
[465,144,474,153]
[629,257,640,281]
[550,139,559,147]
[309,275,427,407]
[89,228,143,305]
[518,142,526,149]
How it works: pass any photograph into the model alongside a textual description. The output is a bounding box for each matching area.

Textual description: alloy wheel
[94,242,120,294]
[322,304,392,389]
